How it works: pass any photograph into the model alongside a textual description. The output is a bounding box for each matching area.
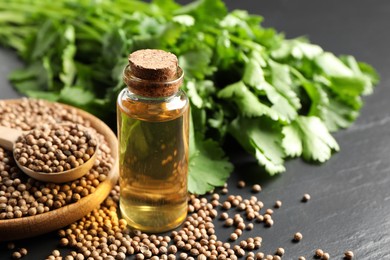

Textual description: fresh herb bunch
[0,0,379,194]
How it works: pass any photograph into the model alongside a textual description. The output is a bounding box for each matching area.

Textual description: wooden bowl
[0,99,119,241]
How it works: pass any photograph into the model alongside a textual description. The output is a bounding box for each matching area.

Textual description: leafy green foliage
[0,0,379,194]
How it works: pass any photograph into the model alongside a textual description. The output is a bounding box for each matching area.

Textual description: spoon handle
[0,126,23,151]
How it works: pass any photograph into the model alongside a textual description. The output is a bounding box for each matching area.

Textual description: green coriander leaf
[173,15,195,27]
[321,98,359,132]
[269,60,301,110]
[175,0,227,27]
[293,69,358,131]
[9,62,49,93]
[358,62,380,86]
[208,107,226,131]
[229,117,285,174]
[23,90,59,101]
[315,52,353,77]
[179,45,215,79]
[281,123,302,157]
[188,134,233,194]
[329,75,366,97]
[215,30,237,69]
[188,114,232,194]
[271,38,323,60]
[243,59,264,87]
[285,116,339,162]
[59,26,76,87]
[59,86,95,107]
[218,81,283,120]
[186,80,203,108]
[340,55,379,95]
[258,81,298,122]
[299,77,328,117]
[30,20,59,60]
[152,0,180,13]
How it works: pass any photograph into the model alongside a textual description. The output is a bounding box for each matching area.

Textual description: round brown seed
[344,250,354,259]
[252,184,261,193]
[275,247,285,256]
[302,193,311,202]
[237,180,245,188]
[12,251,22,259]
[315,249,324,258]
[293,232,303,242]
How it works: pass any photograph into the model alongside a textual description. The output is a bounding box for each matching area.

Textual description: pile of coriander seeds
[0,99,113,220]
[46,184,354,259]
[44,182,294,260]
[14,123,98,173]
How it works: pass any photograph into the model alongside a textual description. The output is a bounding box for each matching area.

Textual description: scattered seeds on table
[298,257,306,260]
[0,102,344,260]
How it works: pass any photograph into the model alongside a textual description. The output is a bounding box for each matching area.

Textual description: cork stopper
[124,49,183,97]
[129,49,178,81]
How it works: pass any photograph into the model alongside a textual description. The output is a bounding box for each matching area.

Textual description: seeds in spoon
[14,124,97,173]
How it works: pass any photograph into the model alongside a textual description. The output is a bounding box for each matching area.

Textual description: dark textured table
[1,0,390,259]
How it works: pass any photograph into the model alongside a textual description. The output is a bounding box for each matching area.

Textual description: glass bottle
[117,49,189,232]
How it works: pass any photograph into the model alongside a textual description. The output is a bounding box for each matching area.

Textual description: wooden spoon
[0,125,98,183]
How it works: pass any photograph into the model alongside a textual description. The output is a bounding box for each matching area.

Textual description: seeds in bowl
[0,99,113,220]
[14,123,97,174]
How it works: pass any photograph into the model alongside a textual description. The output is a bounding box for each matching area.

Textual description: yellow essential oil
[117,49,189,232]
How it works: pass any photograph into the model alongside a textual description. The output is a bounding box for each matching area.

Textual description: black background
[1,0,390,259]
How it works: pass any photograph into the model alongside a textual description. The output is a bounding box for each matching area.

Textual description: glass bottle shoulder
[117,88,189,122]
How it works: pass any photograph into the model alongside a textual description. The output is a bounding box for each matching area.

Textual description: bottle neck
[123,65,184,98]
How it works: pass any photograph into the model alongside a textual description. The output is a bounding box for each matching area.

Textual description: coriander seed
[302,193,311,202]
[274,200,282,208]
[275,247,285,256]
[252,184,261,193]
[315,249,324,258]
[237,180,246,188]
[293,232,303,242]
[344,250,354,259]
